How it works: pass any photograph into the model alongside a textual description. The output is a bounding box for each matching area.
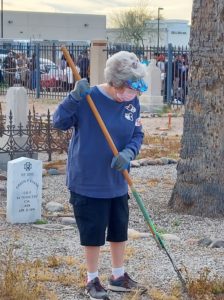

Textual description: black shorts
[70,192,129,246]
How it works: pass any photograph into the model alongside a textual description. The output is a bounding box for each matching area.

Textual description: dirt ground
[0,97,184,136]
[142,114,183,136]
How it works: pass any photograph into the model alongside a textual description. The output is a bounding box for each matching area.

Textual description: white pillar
[90,40,107,86]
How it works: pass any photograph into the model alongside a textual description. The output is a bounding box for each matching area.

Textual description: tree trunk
[169,0,224,217]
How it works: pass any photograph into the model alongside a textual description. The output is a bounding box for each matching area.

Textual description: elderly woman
[53,51,148,300]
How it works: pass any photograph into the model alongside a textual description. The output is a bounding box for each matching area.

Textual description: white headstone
[5,87,28,128]
[140,59,164,112]
[0,87,28,150]
[0,87,35,171]
[7,157,42,224]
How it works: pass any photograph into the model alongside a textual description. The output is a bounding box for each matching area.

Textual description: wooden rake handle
[61,46,133,187]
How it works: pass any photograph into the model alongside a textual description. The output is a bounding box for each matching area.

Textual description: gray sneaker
[108,272,147,293]
[85,277,110,300]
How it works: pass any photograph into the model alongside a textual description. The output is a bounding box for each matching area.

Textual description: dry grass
[140,133,181,160]
[0,247,52,300]
[1,244,223,300]
[120,267,224,300]
[0,244,86,300]
[146,178,161,187]
[0,243,136,299]
[185,267,224,300]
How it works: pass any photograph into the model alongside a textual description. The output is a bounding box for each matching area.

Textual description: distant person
[66,61,74,91]
[178,58,188,103]
[16,53,29,86]
[60,54,67,71]
[157,54,165,73]
[28,53,37,90]
[77,50,90,81]
[3,51,16,87]
[76,54,82,67]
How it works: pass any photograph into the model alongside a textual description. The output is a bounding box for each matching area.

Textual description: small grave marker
[7,157,42,224]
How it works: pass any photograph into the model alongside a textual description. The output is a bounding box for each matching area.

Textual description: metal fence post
[52,42,56,63]
[27,42,30,58]
[167,43,173,103]
[35,44,40,98]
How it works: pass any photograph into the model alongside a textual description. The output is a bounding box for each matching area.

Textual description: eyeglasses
[126,79,148,92]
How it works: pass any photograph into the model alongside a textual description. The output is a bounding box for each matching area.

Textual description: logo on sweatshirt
[125,112,133,121]
[125,104,136,113]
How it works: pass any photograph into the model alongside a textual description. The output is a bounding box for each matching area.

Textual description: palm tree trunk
[169,0,224,216]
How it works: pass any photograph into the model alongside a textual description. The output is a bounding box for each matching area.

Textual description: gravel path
[0,102,222,299]
[0,162,223,300]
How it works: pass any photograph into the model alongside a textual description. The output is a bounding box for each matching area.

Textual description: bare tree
[110,0,153,47]
[169,0,224,217]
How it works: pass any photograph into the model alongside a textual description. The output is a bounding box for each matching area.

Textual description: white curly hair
[104,51,146,88]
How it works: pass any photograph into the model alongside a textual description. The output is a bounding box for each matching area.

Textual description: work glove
[70,78,90,101]
[111,148,135,172]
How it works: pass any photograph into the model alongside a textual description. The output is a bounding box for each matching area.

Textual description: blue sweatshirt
[53,86,144,198]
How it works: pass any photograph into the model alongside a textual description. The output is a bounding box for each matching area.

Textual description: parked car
[39,58,57,73]
[40,59,61,91]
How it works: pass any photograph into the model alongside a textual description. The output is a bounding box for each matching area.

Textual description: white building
[1,10,106,42]
[0,11,189,48]
[107,19,190,48]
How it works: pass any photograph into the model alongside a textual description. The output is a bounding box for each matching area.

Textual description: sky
[3,0,193,23]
